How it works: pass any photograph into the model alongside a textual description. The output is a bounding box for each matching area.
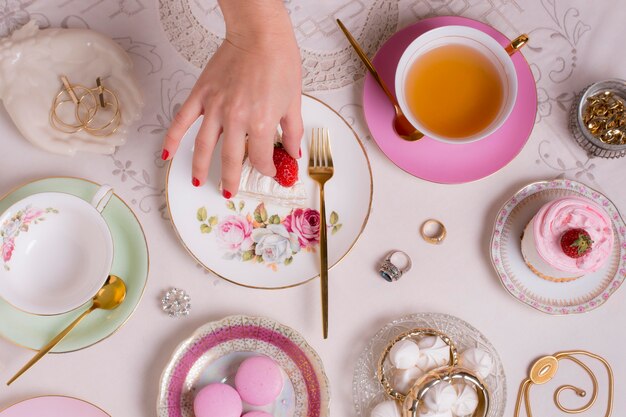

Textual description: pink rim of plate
[490,179,626,315]
[0,396,110,417]
[363,16,537,184]
[164,323,323,417]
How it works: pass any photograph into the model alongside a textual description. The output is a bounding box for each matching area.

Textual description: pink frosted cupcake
[521,196,614,282]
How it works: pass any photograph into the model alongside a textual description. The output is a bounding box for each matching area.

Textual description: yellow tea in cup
[404,44,504,139]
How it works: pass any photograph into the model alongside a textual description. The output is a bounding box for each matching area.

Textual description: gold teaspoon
[336,18,424,142]
[6,275,127,386]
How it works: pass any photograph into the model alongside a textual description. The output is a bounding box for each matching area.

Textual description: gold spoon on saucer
[6,275,127,386]
[337,18,424,142]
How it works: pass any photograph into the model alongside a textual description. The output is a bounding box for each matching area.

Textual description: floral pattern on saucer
[196,200,342,271]
[0,205,58,270]
[491,179,626,314]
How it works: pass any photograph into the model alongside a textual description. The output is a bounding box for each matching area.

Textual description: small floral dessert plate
[157,315,330,417]
[167,94,372,289]
[491,179,626,314]
[0,186,113,315]
[352,313,506,417]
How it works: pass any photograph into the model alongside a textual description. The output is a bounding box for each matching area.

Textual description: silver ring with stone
[379,250,412,282]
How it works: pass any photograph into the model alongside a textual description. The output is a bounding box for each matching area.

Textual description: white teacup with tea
[395,26,522,144]
[0,185,114,315]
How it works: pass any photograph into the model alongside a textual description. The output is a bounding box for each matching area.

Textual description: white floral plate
[166,94,372,289]
[157,315,330,417]
[490,179,626,314]
[352,313,506,417]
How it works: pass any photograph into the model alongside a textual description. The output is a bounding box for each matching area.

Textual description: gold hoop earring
[50,75,121,137]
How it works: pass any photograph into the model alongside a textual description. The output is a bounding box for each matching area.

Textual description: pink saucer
[0,396,109,417]
[363,16,537,184]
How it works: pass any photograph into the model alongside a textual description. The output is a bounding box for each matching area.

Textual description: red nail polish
[223,189,232,199]
[192,177,200,187]
[298,148,302,158]
[161,149,169,160]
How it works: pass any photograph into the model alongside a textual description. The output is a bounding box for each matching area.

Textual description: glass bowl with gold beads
[570,79,626,158]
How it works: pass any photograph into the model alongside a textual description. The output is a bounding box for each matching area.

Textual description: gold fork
[308,128,334,339]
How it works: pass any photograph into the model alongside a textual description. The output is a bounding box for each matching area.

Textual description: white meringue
[389,339,421,369]
[460,348,494,380]
[392,367,425,394]
[371,400,402,417]
[422,381,457,413]
[452,383,479,416]
[416,336,451,371]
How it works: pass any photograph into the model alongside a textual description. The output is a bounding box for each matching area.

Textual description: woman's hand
[161,0,303,198]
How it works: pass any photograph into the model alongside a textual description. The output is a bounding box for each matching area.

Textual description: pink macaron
[193,383,242,417]
[241,412,274,417]
[235,356,284,406]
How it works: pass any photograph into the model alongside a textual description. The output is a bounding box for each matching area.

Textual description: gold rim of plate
[165,93,374,290]
[0,395,111,416]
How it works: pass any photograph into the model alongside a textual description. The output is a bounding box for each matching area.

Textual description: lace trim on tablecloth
[158,0,398,92]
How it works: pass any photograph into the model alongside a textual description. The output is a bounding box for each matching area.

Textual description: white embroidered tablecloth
[0,1,624,415]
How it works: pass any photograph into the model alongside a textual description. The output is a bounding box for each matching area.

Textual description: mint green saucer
[0,177,148,353]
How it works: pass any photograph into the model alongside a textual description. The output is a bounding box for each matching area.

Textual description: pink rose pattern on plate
[196,201,342,271]
[0,205,58,270]
[491,179,626,315]
[284,208,322,248]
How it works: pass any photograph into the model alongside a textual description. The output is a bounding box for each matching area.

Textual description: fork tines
[309,128,334,169]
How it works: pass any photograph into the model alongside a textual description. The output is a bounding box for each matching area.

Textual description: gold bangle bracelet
[404,366,490,417]
[377,328,458,401]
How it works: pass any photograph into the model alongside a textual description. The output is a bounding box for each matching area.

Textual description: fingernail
[192,177,200,187]
[298,148,302,158]
[222,189,232,199]
[161,149,170,160]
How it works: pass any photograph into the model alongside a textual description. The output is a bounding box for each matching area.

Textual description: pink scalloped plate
[363,16,537,184]
[157,316,330,417]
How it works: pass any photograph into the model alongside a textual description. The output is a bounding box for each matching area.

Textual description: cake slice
[236,133,307,207]
[520,196,614,282]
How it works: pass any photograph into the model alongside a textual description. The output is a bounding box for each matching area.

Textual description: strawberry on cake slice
[236,131,306,207]
[520,196,614,282]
